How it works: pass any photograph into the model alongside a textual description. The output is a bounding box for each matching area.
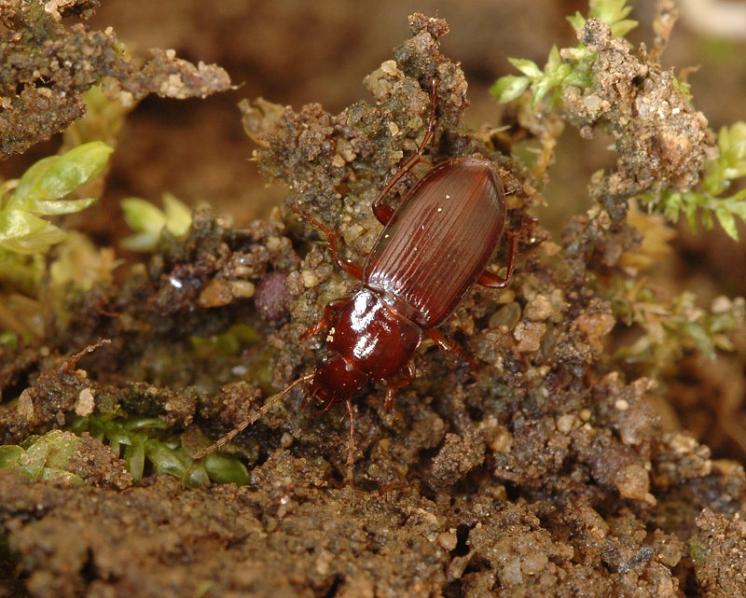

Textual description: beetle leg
[305,394,337,418]
[372,153,423,225]
[372,79,439,225]
[300,298,348,341]
[291,205,363,279]
[345,399,357,485]
[384,361,416,410]
[477,232,518,289]
[426,329,478,370]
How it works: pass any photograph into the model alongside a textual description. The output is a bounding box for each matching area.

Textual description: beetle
[196,80,517,479]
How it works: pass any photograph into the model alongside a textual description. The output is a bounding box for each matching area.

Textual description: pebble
[229,280,256,299]
[437,530,458,551]
[75,388,95,416]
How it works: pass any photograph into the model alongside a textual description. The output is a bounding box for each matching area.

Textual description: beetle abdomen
[364,158,506,328]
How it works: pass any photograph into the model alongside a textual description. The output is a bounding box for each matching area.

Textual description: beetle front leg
[300,298,348,341]
[384,361,416,410]
[478,232,517,289]
[372,79,439,225]
[372,152,424,225]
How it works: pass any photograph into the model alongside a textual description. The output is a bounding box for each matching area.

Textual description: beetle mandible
[196,80,518,478]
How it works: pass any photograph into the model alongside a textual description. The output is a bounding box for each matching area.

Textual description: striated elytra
[366,157,507,329]
[307,156,513,410]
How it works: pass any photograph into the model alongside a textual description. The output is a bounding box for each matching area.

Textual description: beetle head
[310,353,368,409]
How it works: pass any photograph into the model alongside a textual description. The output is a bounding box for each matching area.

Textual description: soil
[1,2,746,597]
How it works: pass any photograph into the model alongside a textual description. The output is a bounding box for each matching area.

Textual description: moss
[72,415,249,486]
[493,0,716,222]
[492,0,639,107]
[121,193,192,252]
[638,122,746,240]
[0,141,111,254]
[0,430,84,485]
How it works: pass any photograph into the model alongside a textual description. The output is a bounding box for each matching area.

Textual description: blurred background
[5,1,746,230]
[82,0,746,225]
[79,0,746,289]
[87,0,746,295]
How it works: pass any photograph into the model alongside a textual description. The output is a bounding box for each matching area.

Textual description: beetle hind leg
[478,232,518,289]
[372,79,439,225]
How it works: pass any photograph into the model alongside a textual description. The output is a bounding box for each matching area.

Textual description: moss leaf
[490,75,530,104]
[121,198,168,236]
[0,210,67,254]
[11,142,112,211]
[163,193,192,236]
[146,441,188,478]
[0,446,24,469]
[567,12,586,33]
[508,58,542,79]
[589,0,637,37]
[125,441,146,482]
[121,194,191,251]
[203,453,250,485]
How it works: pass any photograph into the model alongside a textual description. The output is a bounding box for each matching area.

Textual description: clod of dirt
[66,432,133,489]
[0,0,231,158]
[692,509,746,595]
[562,19,715,216]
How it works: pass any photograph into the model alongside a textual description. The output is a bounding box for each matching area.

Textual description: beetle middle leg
[291,205,363,279]
[478,232,518,289]
[426,328,478,370]
[372,79,439,225]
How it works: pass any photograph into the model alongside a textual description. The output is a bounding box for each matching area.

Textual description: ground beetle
[197,80,517,478]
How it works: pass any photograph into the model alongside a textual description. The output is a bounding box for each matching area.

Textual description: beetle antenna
[345,399,357,485]
[193,373,313,459]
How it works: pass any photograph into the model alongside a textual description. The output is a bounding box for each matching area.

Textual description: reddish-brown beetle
[197,81,517,477]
